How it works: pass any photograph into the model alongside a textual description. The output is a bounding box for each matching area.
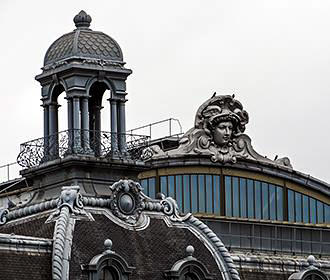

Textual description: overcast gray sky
[0,0,329,183]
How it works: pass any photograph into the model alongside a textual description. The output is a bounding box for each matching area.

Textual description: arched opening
[183,272,199,280]
[43,84,65,159]
[57,92,68,133]
[88,81,122,156]
[89,81,110,133]
[49,83,65,136]
[99,266,119,280]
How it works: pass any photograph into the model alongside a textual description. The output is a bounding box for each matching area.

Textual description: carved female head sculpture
[198,96,248,148]
[213,120,233,146]
[205,107,236,147]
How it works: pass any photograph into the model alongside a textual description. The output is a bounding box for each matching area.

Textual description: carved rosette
[109,180,144,225]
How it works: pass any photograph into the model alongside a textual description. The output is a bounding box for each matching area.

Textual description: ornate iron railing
[17,129,150,168]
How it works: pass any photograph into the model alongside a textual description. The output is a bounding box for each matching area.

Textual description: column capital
[81,96,91,101]
[67,92,88,99]
[94,105,104,110]
[48,102,61,108]
[42,100,60,107]
[107,97,119,103]
[118,99,128,104]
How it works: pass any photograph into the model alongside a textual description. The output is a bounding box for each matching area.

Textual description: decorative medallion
[109,180,144,225]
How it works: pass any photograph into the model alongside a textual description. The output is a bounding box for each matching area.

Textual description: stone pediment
[142,94,292,169]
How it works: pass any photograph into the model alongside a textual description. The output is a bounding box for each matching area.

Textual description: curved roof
[43,11,123,66]
[0,182,240,280]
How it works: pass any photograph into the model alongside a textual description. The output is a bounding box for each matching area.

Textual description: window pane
[262,182,269,220]
[303,195,309,223]
[198,175,205,213]
[310,198,316,224]
[148,178,156,199]
[184,175,190,213]
[206,175,213,214]
[247,179,254,218]
[141,179,148,196]
[160,176,167,196]
[240,178,247,218]
[269,184,276,220]
[255,181,261,219]
[288,189,294,222]
[276,186,283,221]
[295,192,302,222]
[191,175,198,213]
[168,176,175,198]
[213,175,220,215]
[233,177,239,217]
[325,204,330,224]
[317,200,324,224]
[175,175,183,212]
[225,176,232,216]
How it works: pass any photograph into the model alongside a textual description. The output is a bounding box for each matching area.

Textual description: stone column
[94,106,100,131]
[109,98,118,154]
[72,97,81,152]
[118,100,127,153]
[48,102,59,158]
[66,97,73,153]
[80,96,90,151]
[43,105,49,157]
[94,105,102,156]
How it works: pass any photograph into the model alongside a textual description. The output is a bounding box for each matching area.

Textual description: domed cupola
[43,10,124,67]
[34,11,132,163]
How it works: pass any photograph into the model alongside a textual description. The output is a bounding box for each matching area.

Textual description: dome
[43,11,123,66]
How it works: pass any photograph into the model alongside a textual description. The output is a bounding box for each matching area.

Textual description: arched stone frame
[86,251,135,280]
[289,269,329,280]
[164,259,216,280]
[42,80,68,158]
[289,256,329,280]
[86,75,127,154]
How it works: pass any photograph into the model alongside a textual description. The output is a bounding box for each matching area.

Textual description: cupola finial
[74,10,92,29]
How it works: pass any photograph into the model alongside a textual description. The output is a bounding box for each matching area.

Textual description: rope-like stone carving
[53,206,70,280]
[51,186,84,280]
[188,216,240,280]
[7,199,58,221]
[83,197,111,208]
[0,199,58,226]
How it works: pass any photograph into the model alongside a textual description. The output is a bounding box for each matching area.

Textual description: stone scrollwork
[57,186,84,215]
[47,186,86,222]
[141,145,165,161]
[161,197,191,222]
[142,94,292,169]
[109,179,145,225]
[0,207,9,225]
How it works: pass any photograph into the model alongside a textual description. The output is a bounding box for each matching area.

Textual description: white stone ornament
[142,94,292,169]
